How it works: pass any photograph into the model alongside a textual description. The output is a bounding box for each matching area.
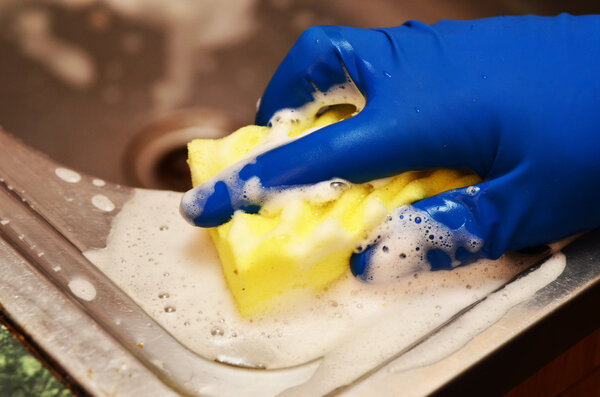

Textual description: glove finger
[256,26,351,126]
[350,181,502,282]
[181,110,378,227]
[255,25,400,126]
[181,102,485,228]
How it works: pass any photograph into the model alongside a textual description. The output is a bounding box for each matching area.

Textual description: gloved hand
[181,14,600,281]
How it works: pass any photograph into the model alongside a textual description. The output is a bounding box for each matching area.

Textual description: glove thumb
[350,181,503,282]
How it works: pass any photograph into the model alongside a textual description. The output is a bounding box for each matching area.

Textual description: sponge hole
[315,103,358,119]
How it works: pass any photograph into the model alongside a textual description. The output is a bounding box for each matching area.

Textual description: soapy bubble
[359,206,483,282]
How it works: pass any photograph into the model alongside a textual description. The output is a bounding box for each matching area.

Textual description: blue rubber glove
[181,14,600,281]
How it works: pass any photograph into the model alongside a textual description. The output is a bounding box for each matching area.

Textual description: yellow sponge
[188,107,480,317]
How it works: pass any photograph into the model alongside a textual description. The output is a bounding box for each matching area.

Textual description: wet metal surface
[0,130,322,396]
[1,1,600,395]
[0,128,599,396]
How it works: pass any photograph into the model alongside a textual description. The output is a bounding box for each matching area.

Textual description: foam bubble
[360,206,482,282]
[85,189,565,396]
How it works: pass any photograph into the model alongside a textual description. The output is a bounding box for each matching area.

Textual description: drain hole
[124,108,238,191]
[152,145,191,192]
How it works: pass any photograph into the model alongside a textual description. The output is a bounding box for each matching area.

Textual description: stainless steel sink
[1,0,597,191]
[1,2,600,396]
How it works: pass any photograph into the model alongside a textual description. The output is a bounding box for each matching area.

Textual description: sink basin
[2,0,595,191]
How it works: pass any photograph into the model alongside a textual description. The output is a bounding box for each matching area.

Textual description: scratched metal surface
[0,128,599,396]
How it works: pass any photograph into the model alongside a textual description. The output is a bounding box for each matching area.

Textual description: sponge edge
[188,108,481,317]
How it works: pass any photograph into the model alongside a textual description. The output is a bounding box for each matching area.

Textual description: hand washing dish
[66,116,566,395]
[187,105,481,316]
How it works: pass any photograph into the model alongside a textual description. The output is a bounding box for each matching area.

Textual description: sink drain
[124,108,238,191]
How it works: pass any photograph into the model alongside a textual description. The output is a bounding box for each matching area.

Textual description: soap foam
[85,189,565,396]
[106,85,570,395]
[386,252,566,375]
[180,82,365,224]
[360,205,483,282]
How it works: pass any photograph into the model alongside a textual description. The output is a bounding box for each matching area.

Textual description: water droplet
[429,235,435,240]
[329,300,338,307]
[158,292,169,299]
[68,279,96,301]
[0,218,9,226]
[164,306,176,313]
[92,178,106,187]
[481,74,488,79]
[211,326,224,336]
[159,225,169,231]
[382,246,389,253]
[91,194,115,212]
[55,167,81,183]
[414,107,421,113]
[184,321,191,326]
[383,71,392,78]
[356,303,363,309]
[414,217,421,224]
